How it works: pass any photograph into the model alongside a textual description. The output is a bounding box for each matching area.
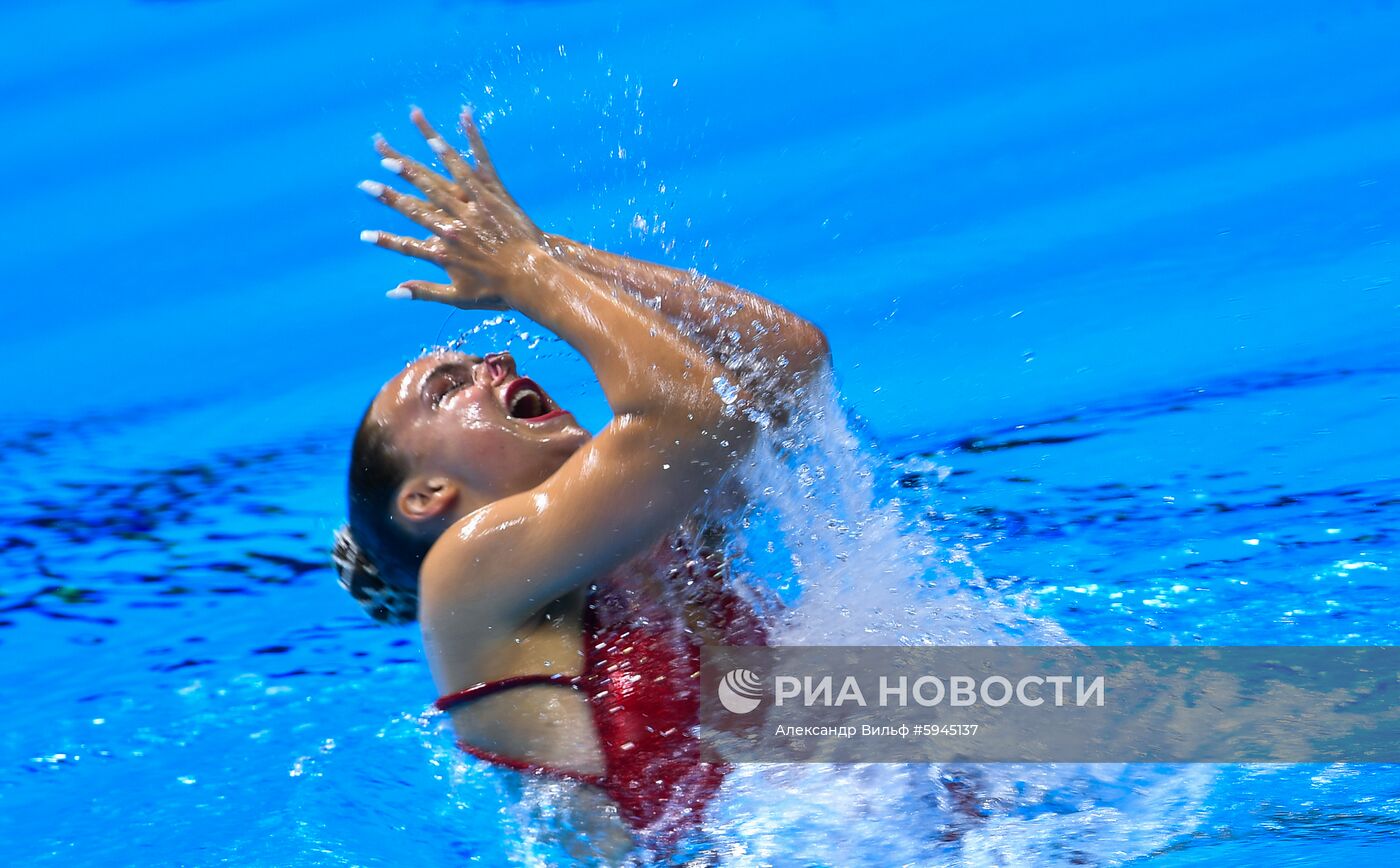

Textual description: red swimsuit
[434,537,765,843]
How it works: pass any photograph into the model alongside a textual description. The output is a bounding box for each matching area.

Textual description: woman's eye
[434,378,471,407]
[426,364,474,407]
[427,378,455,407]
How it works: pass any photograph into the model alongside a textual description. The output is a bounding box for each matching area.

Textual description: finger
[358,229,446,265]
[357,179,443,232]
[461,107,504,190]
[409,107,475,188]
[387,279,508,311]
[374,136,463,214]
[386,279,455,303]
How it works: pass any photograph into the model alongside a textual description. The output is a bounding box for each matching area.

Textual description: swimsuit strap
[434,587,604,715]
[435,672,607,788]
[433,672,582,712]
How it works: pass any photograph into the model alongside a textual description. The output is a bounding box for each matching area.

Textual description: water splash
[719,375,1069,647]
[684,377,1215,865]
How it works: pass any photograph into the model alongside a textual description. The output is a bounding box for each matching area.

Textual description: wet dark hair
[331,400,433,624]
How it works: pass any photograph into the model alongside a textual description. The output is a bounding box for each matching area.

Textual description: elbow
[790,321,832,376]
[807,323,832,366]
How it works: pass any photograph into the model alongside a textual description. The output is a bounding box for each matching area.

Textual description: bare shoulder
[416,501,516,620]
[415,512,529,685]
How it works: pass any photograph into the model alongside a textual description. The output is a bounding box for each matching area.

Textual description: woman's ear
[396,476,460,523]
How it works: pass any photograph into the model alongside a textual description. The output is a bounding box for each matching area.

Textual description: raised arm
[359,112,756,628]
[546,237,831,402]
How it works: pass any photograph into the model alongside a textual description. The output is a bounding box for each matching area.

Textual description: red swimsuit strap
[433,672,581,711]
[435,672,607,787]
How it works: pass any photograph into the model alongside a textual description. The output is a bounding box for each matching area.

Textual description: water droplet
[712,376,739,405]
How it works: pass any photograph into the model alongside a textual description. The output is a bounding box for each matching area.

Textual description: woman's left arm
[547,237,831,400]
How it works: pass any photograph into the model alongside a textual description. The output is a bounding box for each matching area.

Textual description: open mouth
[503,377,557,420]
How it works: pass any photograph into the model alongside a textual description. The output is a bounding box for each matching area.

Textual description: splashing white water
[717,374,1068,648]
[690,375,1214,866]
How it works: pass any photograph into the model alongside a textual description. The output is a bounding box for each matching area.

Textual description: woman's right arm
[361,118,756,625]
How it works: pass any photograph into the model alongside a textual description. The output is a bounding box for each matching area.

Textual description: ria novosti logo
[716,669,1107,714]
[717,668,764,714]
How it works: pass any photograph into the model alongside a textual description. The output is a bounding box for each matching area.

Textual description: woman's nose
[478,352,515,385]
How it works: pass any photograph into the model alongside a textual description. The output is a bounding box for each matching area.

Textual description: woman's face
[369,350,591,512]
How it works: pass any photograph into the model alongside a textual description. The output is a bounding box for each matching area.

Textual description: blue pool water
[3,0,1399,864]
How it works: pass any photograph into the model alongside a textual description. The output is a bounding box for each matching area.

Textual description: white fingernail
[359,230,380,243]
[386,286,413,300]
[427,137,449,154]
[358,180,386,196]
[380,157,405,174]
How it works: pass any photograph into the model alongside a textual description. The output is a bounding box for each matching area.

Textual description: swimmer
[333,107,830,852]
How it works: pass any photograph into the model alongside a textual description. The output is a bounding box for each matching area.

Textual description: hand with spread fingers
[359,108,543,310]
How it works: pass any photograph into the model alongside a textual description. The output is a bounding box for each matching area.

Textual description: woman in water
[331,108,830,850]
